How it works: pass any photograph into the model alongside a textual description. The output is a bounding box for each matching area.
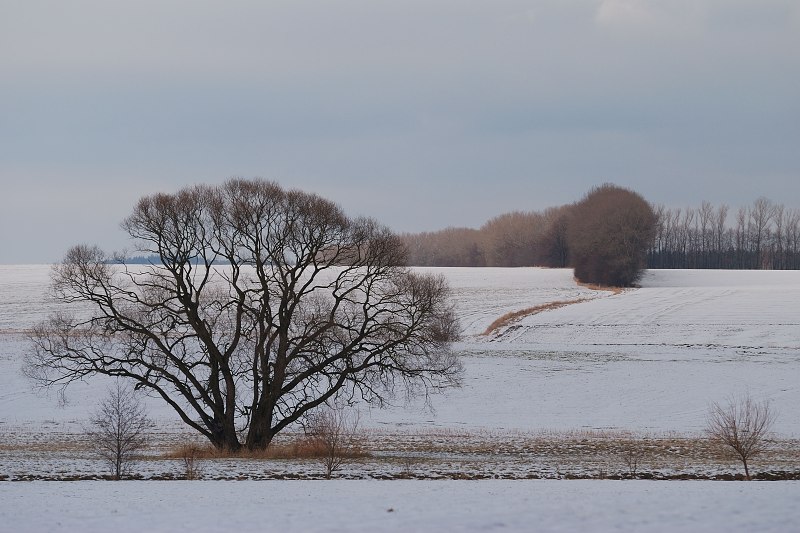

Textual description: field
[1,265,799,531]
[3,480,799,532]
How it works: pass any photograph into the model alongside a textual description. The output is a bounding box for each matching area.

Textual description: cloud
[1,1,799,261]
[594,0,800,35]
[595,0,656,27]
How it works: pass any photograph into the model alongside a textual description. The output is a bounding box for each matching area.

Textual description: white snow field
[2,480,799,533]
[365,267,800,435]
[3,266,797,434]
[2,266,800,531]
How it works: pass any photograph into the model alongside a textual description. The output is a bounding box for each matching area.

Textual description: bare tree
[698,201,714,268]
[713,204,729,268]
[749,197,775,269]
[733,206,748,268]
[788,209,800,269]
[540,206,572,268]
[619,441,645,477]
[26,179,461,451]
[89,381,150,480]
[679,207,696,268]
[305,405,362,479]
[178,444,204,480]
[706,394,776,480]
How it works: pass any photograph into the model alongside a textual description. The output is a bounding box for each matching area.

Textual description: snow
[412,267,603,336]
[364,268,800,435]
[2,265,799,530]
[1,480,798,533]
[2,266,799,434]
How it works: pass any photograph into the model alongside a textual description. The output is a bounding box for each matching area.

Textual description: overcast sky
[2,0,799,263]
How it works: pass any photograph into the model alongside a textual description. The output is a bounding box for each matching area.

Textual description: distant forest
[403,197,800,270]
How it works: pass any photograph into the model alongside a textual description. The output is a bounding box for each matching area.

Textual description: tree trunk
[245,430,276,451]
[209,419,242,452]
[244,403,276,450]
[245,424,273,451]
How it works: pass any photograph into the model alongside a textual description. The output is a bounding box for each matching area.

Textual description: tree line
[403,194,800,272]
[401,207,572,268]
[405,184,656,286]
[648,198,800,270]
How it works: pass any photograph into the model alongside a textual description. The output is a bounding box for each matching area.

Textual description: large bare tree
[26,179,461,451]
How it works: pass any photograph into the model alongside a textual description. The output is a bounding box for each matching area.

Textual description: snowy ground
[3,266,797,434]
[366,268,800,435]
[2,480,799,533]
[2,266,799,529]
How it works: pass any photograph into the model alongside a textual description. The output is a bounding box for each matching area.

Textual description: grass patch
[165,436,369,461]
[575,279,626,294]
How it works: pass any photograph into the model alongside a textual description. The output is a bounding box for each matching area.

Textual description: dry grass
[165,436,368,461]
[533,428,641,440]
[482,299,588,336]
[575,279,626,295]
[0,439,91,453]
[481,278,628,336]
[5,427,800,480]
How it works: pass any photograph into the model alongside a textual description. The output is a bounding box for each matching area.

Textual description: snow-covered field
[366,268,800,435]
[2,480,799,533]
[2,265,799,531]
[4,266,797,434]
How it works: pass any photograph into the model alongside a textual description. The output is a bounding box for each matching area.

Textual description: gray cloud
[2,0,799,262]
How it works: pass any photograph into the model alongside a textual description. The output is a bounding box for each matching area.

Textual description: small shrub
[305,406,363,479]
[706,393,776,480]
[619,441,644,476]
[88,381,150,480]
[176,443,204,479]
[400,455,418,476]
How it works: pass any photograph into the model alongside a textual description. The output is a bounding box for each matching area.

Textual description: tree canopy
[567,184,657,287]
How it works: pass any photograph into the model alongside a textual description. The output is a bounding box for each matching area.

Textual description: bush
[305,406,363,479]
[88,381,150,480]
[706,393,776,480]
[567,184,657,287]
[177,443,204,479]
